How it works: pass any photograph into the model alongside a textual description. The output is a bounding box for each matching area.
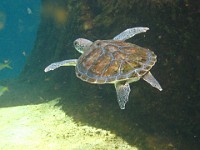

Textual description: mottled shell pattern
[75,40,156,84]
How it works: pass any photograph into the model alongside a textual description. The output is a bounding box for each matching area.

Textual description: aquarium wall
[0,0,41,79]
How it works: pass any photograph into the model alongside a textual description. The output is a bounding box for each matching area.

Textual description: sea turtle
[44,27,162,109]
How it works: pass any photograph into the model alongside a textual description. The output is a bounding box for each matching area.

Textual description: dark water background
[0,0,200,150]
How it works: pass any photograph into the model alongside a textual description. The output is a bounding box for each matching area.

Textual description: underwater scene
[0,0,199,150]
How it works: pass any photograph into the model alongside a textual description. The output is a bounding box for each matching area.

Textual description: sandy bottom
[0,98,138,150]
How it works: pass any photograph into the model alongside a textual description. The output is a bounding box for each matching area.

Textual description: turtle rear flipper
[143,72,162,91]
[115,82,131,109]
[44,59,77,72]
[113,27,149,41]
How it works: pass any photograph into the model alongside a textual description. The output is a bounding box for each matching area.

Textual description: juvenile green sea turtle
[44,27,162,109]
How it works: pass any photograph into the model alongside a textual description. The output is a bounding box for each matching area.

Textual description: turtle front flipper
[142,72,163,91]
[44,59,77,72]
[113,27,149,41]
[114,82,131,109]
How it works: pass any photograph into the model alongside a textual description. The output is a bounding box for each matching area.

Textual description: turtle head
[74,38,93,54]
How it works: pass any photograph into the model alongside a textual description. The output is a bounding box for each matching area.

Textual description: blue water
[0,0,41,79]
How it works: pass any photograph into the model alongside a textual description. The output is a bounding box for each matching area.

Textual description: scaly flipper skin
[114,82,131,109]
[142,72,162,91]
[44,59,77,72]
[113,27,149,41]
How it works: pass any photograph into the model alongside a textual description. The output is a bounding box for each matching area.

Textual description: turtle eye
[74,41,79,46]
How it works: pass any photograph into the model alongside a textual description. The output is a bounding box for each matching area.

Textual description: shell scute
[81,48,102,70]
[103,60,119,77]
[113,51,127,60]
[104,45,118,53]
[91,55,111,76]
